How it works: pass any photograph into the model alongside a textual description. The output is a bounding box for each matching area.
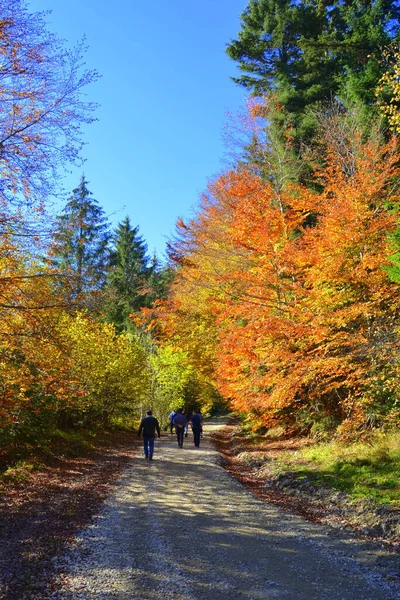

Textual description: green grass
[274,431,400,507]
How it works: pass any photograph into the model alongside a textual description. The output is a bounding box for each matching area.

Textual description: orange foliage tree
[156,112,400,434]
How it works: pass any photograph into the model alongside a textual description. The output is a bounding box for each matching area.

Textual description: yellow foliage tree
[58,313,151,426]
[376,48,400,132]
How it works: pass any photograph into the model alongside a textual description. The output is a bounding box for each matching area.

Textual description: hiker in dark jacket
[173,408,187,448]
[138,410,161,460]
[190,410,203,447]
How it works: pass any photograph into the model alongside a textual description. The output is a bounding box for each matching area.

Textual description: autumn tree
[0,304,154,442]
[158,103,400,434]
[0,0,97,211]
[58,313,151,427]
[149,344,196,424]
[0,0,98,337]
[50,175,110,300]
[376,46,400,133]
[0,2,161,445]
[0,244,75,442]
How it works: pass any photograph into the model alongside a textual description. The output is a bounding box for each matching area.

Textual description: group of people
[168,408,203,448]
[137,408,203,460]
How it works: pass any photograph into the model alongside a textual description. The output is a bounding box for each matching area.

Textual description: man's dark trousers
[143,435,155,459]
[192,428,201,447]
[176,426,184,447]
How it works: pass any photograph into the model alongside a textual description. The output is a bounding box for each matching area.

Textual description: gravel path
[51,420,400,600]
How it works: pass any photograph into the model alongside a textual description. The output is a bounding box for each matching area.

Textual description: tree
[0,0,97,210]
[150,344,195,424]
[0,0,98,353]
[0,243,75,439]
[155,102,400,434]
[103,217,151,330]
[50,175,110,299]
[146,253,175,304]
[226,0,400,145]
[59,313,151,427]
[376,46,400,133]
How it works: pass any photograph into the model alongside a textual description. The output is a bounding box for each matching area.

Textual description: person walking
[173,408,187,448]
[183,409,190,438]
[168,410,176,434]
[137,410,161,460]
[190,410,203,448]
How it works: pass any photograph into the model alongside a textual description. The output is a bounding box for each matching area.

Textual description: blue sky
[27,0,247,259]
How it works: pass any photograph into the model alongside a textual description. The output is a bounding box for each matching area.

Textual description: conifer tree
[104,217,151,330]
[146,253,175,304]
[50,175,110,299]
[227,0,400,146]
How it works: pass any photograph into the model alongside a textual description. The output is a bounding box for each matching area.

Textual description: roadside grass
[272,431,400,507]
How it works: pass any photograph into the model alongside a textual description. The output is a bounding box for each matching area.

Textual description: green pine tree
[50,175,111,299]
[104,217,151,331]
[227,0,400,146]
[146,252,175,304]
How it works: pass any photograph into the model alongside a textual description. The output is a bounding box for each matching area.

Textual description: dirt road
[52,419,400,600]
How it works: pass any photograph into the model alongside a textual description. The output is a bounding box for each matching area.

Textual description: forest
[2,0,400,460]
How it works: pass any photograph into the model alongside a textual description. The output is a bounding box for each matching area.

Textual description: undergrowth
[0,425,136,484]
[274,431,400,507]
